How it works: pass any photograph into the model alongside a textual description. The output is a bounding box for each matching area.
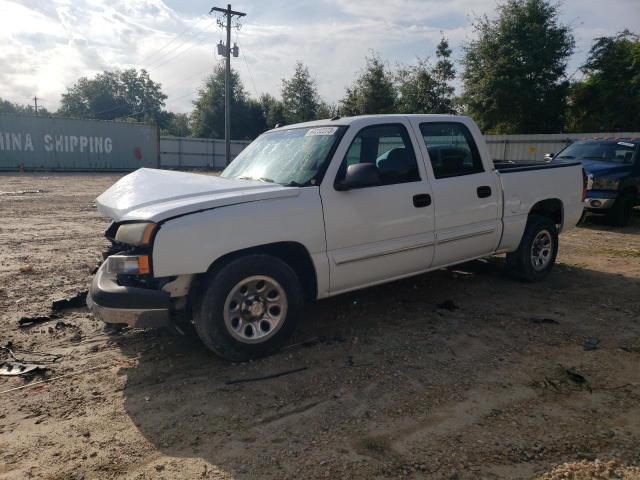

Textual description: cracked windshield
[221,126,345,186]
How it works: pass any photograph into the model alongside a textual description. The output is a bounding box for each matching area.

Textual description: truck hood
[578,160,632,177]
[95,168,299,222]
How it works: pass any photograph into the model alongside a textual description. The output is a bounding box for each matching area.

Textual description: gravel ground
[0,172,639,480]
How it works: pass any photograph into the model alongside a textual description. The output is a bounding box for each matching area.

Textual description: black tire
[506,215,559,282]
[606,193,634,227]
[193,254,304,361]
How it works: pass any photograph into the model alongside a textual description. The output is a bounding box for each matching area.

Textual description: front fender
[151,188,329,294]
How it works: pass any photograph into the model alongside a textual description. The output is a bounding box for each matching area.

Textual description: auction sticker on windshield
[305,127,339,136]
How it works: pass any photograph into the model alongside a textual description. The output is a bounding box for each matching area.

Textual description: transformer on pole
[209,4,246,167]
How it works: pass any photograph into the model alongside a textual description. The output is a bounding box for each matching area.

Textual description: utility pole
[33,96,39,115]
[210,4,245,166]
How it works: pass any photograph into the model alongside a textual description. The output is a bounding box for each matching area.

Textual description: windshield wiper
[284,180,308,187]
[556,155,575,159]
[238,176,275,183]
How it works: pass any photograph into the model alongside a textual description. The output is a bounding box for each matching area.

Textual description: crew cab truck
[549,138,640,226]
[88,115,584,361]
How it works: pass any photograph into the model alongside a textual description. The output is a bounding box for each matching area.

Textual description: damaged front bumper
[88,261,171,328]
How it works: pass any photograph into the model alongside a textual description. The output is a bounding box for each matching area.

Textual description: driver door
[320,121,435,295]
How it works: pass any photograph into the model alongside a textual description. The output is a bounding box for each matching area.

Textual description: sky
[1,0,638,113]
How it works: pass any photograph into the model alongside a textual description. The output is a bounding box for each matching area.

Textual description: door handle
[413,193,432,208]
[477,186,492,198]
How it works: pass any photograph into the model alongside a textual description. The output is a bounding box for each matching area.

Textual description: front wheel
[193,254,304,361]
[507,215,559,282]
[607,193,634,227]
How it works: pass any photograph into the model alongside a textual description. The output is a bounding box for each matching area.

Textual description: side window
[337,124,420,186]
[420,122,484,179]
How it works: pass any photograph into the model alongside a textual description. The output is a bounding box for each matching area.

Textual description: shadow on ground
[115,258,640,478]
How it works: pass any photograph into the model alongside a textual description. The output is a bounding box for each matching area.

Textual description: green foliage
[259,93,286,129]
[281,62,321,123]
[58,69,167,123]
[339,53,396,115]
[433,37,456,114]
[0,98,51,116]
[566,30,640,132]
[396,60,439,114]
[396,37,457,114]
[190,63,266,139]
[161,112,191,136]
[461,0,575,133]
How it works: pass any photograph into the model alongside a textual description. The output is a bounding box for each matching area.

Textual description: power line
[138,16,207,66]
[146,20,217,72]
[234,28,260,99]
[161,64,215,92]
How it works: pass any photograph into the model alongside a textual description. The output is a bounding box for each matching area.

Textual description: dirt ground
[0,172,639,480]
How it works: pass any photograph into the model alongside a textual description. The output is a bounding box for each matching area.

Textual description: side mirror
[335,163,381,191]
[544,152,555,161]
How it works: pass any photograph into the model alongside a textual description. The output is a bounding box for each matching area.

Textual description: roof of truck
[275,114,472,130]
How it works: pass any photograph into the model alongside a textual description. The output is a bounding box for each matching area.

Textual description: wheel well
[202,242,317,301]
[620,186,638,197]
[529,198,563,226]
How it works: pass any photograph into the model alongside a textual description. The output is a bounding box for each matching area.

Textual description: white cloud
[1,0,638,113]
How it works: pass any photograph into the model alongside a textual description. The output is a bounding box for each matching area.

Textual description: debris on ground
[18,313,63,328]
[530,317,560,324]
[437,299,459,311]
[583,338,601,351]
[225,367,309,385]
[51,290,88,311]
[566,368,587,385]
[0,361,43,376]
[19,265,35,274]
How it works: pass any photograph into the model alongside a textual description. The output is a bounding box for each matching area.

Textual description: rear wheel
[193,254,304,361]
[607,193,634,227]
[507,215,558,282]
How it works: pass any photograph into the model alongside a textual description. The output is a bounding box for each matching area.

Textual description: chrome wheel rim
[531,229,553,271]
[223,275,287,344]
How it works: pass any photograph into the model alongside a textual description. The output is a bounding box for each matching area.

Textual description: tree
[396,37,456,114]
[190,63,266,139]
[260,93,286,129]
[161,112,191,136]
[0,98,51,116]
[566,30,640,132]
[396,60,438,114]
[433,37,456,114]
[461,0,575,133]
[281,62,321,123]
[339,53,396,115]
[58,69,167,123]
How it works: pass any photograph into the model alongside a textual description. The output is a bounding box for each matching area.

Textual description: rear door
[320,120,435,294]
[410,119,501,267]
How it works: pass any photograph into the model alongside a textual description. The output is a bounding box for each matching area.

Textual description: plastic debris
[583,338,600,351]
[0,362,42,376]
[51,291,87,311]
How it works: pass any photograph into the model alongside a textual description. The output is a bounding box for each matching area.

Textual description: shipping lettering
[0,132,113,153]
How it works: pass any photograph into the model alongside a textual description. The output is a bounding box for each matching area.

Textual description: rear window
[419,122,484,178]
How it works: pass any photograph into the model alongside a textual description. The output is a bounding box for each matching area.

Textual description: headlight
[107,255,150,275]
[590,176,620,191]
[114,222,157,246]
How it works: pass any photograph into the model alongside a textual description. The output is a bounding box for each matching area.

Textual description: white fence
[160,132,640,169]
[160,136,250,169]
[485,132,640,162]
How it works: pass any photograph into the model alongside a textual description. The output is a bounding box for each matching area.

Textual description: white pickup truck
[88,115,585,360]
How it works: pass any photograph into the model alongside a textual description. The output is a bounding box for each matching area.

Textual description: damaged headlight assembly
[114,222,157,246]
[107,222,157,275]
